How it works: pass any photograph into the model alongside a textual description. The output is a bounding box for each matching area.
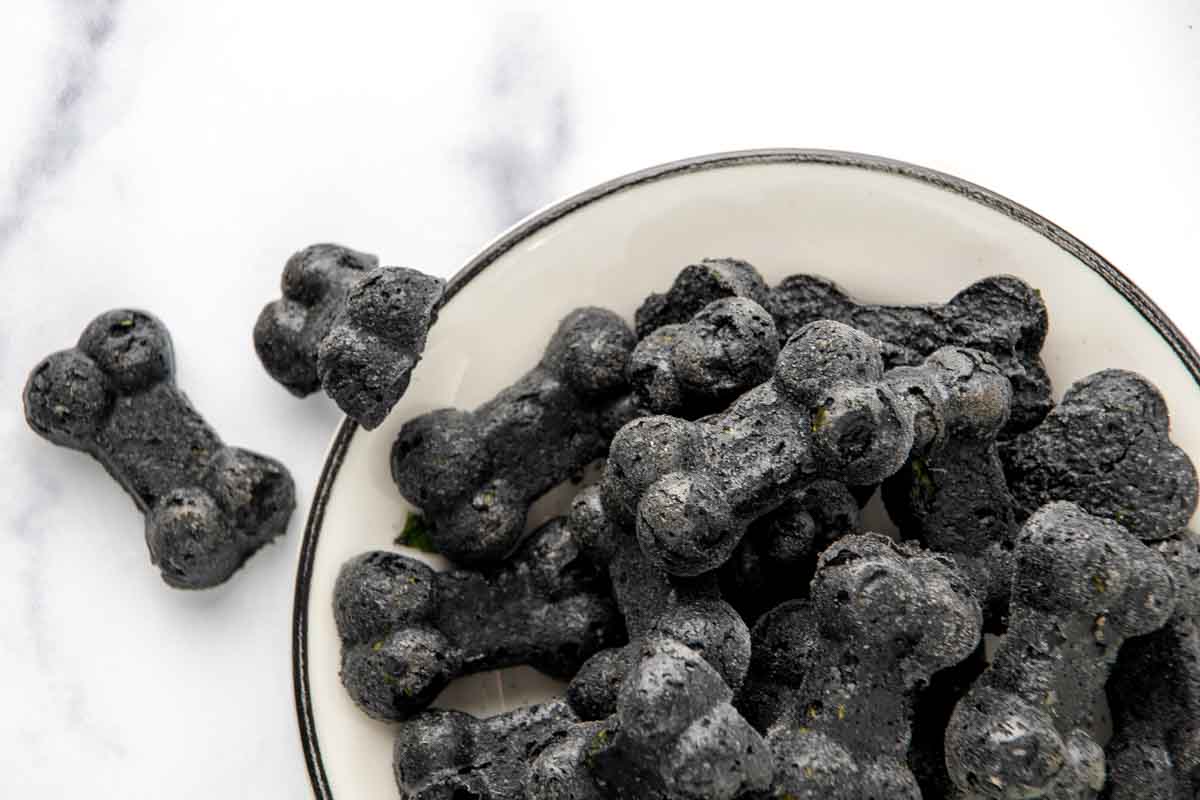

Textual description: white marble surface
[1,1,1198,797]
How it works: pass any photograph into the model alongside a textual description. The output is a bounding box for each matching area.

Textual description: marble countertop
[2,2,1198,797]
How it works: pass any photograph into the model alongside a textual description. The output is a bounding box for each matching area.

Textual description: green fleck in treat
[395,513,437,554]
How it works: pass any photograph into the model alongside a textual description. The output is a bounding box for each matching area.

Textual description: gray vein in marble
[465,21,574,227]
[0,0,120,254]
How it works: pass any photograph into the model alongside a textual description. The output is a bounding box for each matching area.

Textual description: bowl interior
[297,152,1200,799]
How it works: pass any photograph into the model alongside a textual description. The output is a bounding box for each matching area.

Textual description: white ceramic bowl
[292,149,1200,799]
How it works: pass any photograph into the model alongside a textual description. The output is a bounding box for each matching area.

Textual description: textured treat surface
[253,243,378,396]
[334,518,623,721]
[628,296,779,417]
[634,258,771,339]
[768,273,1051,434]
[24,309,295,589]
[738,534,981,799]
[392,307,637,563]
[945,502,1176,799]
[1002,369,1199,541]
[317,265,444,429]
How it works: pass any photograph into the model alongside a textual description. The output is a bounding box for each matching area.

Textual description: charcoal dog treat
[945,502,1176,799]
[720,478,862,622]
[768,274,1052,434]
[587,636,774,800]
[565,486,750,721]
[882,346,1019,627]
[334,518,623,721]
[23,309,295,589]
[253,243,378,395]
[526,719,614,800]
[1104,618,1200,800]
[317,266,444,429]
[634,258,771,338]
[628,296,779,417]
[393,698,579,800]
[392,307,637,563]
[1002,369,1199,542]
[603,320,916,577]
[1103,530,1200,800]
[738,534,982,799]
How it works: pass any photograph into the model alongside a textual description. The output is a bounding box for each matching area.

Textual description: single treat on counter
[23,309,295,589]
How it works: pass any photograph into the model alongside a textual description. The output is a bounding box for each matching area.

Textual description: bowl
[291,149,1200,799]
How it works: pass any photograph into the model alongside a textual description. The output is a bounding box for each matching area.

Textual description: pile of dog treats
[23,244,1200,799]
[323,253,1200,799]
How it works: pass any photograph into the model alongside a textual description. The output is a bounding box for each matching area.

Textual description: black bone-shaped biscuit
[628,296,779,418]
[391,307,638,563]
[634,257,772,339]
[944,502,1176,800]
[526,719,613,800]
[1001,369,1199,542]
[565,486,749,721]
[333,517,623,721]
[767,274,1051,434]
[719,478,862,623]
[585,636,774,800]
[737,533,982,799]
[23,309,295,589]
[316,265,444,429]
[253,243,378,396]
[603,320,918,577]
[393,698,578,800]
[1103,530,1200,800]
[1104,618,1200,800]
[882,346,1019,628]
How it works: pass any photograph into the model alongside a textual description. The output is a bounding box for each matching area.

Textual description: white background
[1,2,1197,797]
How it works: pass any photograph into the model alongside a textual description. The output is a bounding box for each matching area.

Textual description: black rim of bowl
[291,147,1200,799]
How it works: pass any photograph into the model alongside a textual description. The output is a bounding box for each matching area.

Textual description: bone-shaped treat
[253,243,378,396]
[719,478,862,623]
[586,636,774,799]
[1104,618,1200,800]
[603,320,918,577]
[767,274,1052,434]
[393,698,579,800]
[317,265,444,429]
[546,490,770,797]
[565,486,749,721]
[737,534,982,799]
[628,296,779,418]
[1103,530,1200,800]
[23,309,295,589]
[882,346,1019,628]
[526,719,613,800]
[944,502,1176,800]
[634,257,772,339]
[391,307,638,563]
[1001,370,1199,542]
[333,517,623,721]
